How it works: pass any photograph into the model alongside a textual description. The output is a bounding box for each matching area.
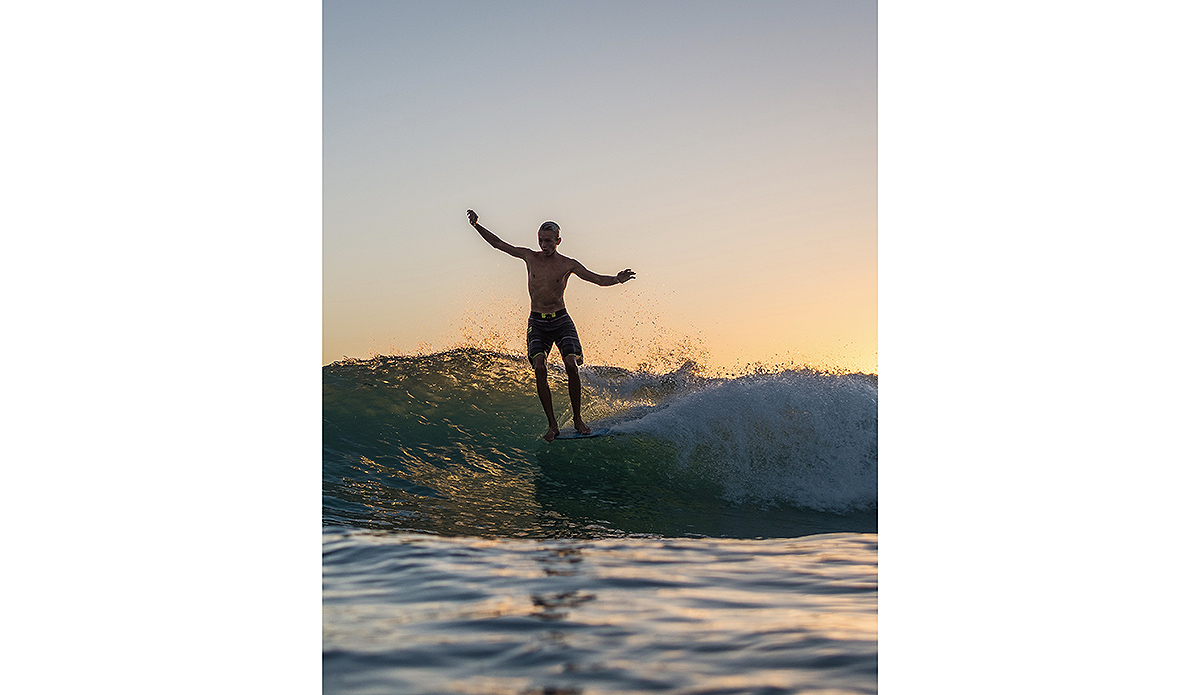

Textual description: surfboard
[551,427,612,440]
[540,404,668,441]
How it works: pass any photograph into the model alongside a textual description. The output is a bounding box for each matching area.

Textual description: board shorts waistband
[530,309,568,319]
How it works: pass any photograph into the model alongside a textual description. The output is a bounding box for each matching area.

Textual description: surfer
[467,209,635,442]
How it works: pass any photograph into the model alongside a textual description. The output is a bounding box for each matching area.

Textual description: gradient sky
[324,0,877,373]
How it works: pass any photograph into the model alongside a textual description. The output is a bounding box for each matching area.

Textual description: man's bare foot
[544,426,560,442]
[573,419,591,436]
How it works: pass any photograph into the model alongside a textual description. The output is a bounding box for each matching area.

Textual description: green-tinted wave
[323,349,876,539]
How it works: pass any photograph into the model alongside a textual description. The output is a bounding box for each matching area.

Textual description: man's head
[537,221,561,255]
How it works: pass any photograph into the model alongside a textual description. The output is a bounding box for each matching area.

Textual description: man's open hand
[617,269,636,283]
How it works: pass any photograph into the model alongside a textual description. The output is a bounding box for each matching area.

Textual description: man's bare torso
[525,251,578,313]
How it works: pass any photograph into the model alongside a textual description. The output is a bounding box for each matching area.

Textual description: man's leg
[563,355,590,435]
[532,353,559,442]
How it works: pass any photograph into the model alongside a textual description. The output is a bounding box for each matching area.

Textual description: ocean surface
[324,349,878,694]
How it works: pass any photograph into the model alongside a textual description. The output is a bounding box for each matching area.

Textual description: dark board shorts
[527,310,583,367]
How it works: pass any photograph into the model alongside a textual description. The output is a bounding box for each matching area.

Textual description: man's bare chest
[526,257,572,285]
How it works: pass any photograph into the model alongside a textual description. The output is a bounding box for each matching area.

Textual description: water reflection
[530,590,597,621]
[535,546,585,576]
[528,544,595,693]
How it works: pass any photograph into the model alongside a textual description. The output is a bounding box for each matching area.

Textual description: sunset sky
[324,0,877,373]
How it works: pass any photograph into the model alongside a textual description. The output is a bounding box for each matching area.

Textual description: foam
[613,370,878,512]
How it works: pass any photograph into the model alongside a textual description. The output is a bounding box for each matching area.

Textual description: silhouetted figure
[467,209,635,441]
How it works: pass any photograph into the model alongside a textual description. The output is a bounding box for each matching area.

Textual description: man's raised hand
[466,209,479,225]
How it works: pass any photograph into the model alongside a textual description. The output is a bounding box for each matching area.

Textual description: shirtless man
[466,209,635,441]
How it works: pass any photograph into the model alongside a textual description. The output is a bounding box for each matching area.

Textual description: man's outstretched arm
[466,209,529,259]
[573,262,636,286]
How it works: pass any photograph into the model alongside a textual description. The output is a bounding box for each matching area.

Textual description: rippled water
[324,529,877,694]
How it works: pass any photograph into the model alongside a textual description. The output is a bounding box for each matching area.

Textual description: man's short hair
[539,221,560,237]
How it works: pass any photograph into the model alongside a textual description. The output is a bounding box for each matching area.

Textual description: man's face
[538,231,560,255]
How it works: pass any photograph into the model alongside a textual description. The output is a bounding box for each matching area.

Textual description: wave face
[323,349,877,539]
